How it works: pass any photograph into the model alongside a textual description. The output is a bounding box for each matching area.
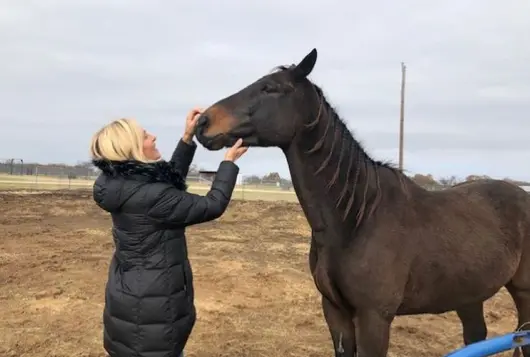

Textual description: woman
[89,108,247,357]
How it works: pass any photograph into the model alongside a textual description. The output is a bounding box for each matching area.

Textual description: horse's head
[195,48,319,151]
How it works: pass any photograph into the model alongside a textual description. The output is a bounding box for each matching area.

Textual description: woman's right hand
[224,138,248,162]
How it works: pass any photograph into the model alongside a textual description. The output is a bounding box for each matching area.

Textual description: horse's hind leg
[506,274,530,356]
[322,296,357,357]
[456,302,488,345]
[505,220,530,357]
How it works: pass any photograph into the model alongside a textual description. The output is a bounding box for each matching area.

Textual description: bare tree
[438,175,460,188]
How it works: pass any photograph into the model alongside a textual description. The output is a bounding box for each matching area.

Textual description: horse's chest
[309,240,369,307]
[309,243,339,302]
[309,232,413,310]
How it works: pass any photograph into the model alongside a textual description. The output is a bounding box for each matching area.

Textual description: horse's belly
[396,217,523,313]
[397,287,501,315]
[398,255,516,314]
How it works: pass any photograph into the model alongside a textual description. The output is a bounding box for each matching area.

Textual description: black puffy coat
[92,139,239,357]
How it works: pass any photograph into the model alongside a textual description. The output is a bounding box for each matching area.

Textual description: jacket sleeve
[169,139,197,179]
[146,160,239,227]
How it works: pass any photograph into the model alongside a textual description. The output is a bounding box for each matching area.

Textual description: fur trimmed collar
[92,159,187,191]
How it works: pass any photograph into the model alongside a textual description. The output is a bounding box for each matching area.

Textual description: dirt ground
[0,191,520,357]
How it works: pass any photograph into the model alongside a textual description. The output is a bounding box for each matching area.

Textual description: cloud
[0,0,529,181]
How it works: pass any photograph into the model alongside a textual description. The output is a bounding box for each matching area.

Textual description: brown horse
[194,48,530,357]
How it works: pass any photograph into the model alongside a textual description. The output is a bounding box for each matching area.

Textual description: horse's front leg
[354,309,393,357]
[322,295,357,357]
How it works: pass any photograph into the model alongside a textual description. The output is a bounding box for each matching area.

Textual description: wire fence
[1,158,527,200]
[0,158,297,202]
[0,158,95,178]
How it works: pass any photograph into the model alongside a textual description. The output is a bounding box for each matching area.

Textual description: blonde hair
[90,118,157,163]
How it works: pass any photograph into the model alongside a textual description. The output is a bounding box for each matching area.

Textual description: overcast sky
[1,0,529,181]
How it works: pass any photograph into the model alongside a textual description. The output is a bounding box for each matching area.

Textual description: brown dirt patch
[0,191,519,356]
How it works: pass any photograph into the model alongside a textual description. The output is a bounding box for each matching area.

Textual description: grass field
[0,174,298,202]
[0,190,520,357]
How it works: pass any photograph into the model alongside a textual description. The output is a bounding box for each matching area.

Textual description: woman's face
[142,129,161,161]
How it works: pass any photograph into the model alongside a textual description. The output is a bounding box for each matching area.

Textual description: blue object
[444,331,530,357]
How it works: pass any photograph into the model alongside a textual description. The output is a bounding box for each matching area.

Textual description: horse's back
[449,178,528,199]
[424,179,530,247]
[447,179,530,225]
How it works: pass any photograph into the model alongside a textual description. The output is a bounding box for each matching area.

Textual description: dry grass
[0,191,519,357]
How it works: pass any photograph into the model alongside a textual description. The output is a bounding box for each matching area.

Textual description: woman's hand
[182,107,203,144]
[224,138,248,162]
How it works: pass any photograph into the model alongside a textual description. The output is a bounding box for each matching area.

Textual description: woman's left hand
[183,107,203,143]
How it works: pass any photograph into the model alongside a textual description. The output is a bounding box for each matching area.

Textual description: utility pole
[398,62,406,171]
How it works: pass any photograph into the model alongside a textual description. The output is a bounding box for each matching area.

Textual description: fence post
[35,165,39,191]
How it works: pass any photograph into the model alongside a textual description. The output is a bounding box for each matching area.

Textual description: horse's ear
[292,48,317,80]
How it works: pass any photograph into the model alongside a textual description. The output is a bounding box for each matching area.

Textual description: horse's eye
[261,83,278,94]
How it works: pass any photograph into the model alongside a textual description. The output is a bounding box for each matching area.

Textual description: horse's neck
[283,132,379,236]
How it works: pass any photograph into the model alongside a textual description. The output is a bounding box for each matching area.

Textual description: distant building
[198,170,217,182]
[198,170,243,185]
